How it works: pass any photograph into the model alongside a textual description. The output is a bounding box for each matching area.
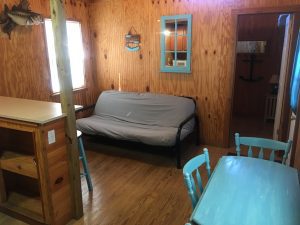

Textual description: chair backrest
[235,133,292,164]
[183,148,211,209]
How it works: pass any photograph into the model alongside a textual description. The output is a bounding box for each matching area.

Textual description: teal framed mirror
[160,14,192,73]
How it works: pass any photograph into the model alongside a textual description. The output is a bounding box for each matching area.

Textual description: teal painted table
[190,156,300,225]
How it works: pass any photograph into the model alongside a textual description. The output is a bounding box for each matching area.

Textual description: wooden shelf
[0,105,73,224]
[0,151,38,179]
[0,191,44,223]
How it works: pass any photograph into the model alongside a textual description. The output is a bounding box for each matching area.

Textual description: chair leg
[78,137,93,192]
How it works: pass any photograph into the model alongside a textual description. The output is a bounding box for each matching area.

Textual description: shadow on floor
[82,134,199,168]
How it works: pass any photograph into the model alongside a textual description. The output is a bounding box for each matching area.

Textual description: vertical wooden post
[49,0,83,219]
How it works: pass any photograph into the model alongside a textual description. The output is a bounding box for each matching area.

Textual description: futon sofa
[76,90,198,168]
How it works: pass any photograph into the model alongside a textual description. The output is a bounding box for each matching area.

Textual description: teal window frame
[160,14,192,73]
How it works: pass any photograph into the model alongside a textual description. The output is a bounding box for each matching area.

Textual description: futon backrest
[94,90,195,127]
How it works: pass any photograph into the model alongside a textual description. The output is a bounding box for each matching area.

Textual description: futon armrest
[179,113,195,130]
[75,104,96,113]
[176,113,196,142]
[175,112,197,169]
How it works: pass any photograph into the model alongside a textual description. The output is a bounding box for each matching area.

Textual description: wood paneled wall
[0,0,99,109]
[88,0,300,146]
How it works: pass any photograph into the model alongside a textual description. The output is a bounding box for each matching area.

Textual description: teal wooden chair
[77,130,93,192]
[235,133,292,164]
[183,148,211,209]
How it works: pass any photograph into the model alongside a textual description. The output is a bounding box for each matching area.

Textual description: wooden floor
[0,137,233,225]
[230,115,274,146]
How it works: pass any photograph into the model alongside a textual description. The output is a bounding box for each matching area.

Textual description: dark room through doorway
[230,13,288,145]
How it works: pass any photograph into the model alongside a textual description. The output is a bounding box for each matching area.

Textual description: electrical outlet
[48,130,56,144]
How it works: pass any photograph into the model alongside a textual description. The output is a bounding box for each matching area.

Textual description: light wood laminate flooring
[0,137,233,225]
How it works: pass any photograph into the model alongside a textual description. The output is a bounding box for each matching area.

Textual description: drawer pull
[55,177,64,185]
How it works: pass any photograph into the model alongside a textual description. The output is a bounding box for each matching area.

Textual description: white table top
[191,156,300,225]
[0,96,82,124]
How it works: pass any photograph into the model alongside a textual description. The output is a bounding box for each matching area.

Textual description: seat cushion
[93,90,195,128]
[76,115,193,146]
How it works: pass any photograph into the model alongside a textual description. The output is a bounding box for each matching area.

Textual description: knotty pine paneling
[88,0,300,146]
[0,0,99,109]
[89,0,151,93]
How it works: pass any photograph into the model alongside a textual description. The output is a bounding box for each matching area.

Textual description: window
[160,14,192,73]
[45,19,85,93]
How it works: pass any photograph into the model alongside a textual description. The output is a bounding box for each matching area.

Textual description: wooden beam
[49,0,83,219]
[278,13,300,142]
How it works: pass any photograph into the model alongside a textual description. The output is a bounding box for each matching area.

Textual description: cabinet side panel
[35,127,52,224]
[43,119,73,225]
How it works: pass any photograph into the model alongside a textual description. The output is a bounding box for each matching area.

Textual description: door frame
[228,5,300,146]
[273,14,293,141]
[291,100,300,169]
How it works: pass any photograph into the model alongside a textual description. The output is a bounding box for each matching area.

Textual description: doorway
[230,13,287,145]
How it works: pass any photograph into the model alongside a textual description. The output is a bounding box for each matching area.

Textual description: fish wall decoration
[125,27,141,52]
[0,0,43,39]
